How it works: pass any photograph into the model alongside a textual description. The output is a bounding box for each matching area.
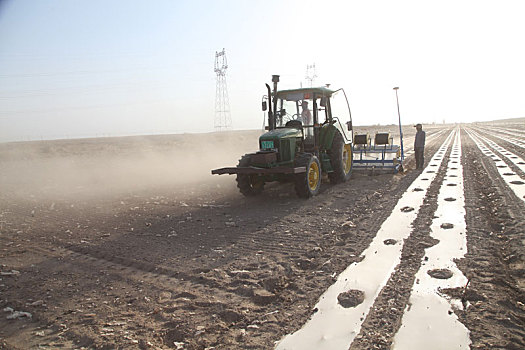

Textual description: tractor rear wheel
[236,155,265,196]
[294,153,322,198]
[328,132,353,184]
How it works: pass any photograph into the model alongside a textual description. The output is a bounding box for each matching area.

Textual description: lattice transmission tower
[305,63,317,87]
[214,48,232,131]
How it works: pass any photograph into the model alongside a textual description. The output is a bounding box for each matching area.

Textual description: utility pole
[214,48,232,131]
[393,87,404,160]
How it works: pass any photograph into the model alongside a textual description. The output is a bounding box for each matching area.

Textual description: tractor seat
[285,120,302,128]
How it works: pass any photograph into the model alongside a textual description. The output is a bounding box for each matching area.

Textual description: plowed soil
[0,124,523,349]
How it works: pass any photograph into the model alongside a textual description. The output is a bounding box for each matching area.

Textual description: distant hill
[482,116,525,124]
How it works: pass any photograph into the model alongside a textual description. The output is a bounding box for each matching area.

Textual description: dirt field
[1,122,524,349]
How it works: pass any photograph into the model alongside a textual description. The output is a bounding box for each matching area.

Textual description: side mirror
[262,101,267,111]
[347,121,353,131]
[320,97,327,107]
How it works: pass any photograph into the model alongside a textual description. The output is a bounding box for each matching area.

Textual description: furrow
[470,128,525,176]
[465,128,525,202]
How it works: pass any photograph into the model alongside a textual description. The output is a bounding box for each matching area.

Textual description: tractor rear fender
[319,124,340,151]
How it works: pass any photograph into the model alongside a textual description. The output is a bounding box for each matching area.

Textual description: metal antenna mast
[305,63,317,87]
[214,48,232,131]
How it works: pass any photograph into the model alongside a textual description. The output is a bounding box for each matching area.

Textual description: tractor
[212,75,353,198]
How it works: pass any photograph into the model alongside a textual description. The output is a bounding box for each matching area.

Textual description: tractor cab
[270,87,353,153]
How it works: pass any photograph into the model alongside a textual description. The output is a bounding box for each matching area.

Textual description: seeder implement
[352,132,404,173]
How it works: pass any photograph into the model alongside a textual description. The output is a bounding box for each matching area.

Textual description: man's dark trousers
[415,147,424,169]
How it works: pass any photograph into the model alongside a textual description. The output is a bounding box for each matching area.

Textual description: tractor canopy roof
[276,87,335,101]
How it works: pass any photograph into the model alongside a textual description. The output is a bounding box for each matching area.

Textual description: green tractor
[212,75,353,198]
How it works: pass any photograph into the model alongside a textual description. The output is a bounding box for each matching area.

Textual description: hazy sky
[1,0,524,142]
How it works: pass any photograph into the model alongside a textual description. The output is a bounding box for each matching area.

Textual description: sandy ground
[0,123,524,349]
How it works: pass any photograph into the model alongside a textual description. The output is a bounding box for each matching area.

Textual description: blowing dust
[0,131,263,201]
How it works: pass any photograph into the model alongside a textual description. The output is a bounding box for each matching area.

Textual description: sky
[0,0,524,142]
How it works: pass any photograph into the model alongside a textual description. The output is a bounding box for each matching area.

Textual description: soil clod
[337,289,365,308]
[427,269,453,279]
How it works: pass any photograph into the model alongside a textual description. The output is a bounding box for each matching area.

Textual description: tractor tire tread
[236,155,264,196]
[328,132,352,184]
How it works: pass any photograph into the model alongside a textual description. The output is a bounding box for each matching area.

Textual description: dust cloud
[0,131,263,201]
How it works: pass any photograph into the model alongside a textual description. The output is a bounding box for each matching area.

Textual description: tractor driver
[300,100,312,125]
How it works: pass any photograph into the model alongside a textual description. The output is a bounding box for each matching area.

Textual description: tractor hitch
[211,166,306,176]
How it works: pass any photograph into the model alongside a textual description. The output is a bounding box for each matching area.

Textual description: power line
[0,64,177,79]
[0,80,181,98]
[0,99,173,117]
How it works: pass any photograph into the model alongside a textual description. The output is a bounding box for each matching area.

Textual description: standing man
[414,123,426,170]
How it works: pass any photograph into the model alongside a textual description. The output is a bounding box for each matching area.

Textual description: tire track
[1,243,279,348]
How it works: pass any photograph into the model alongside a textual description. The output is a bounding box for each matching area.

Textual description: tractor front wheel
[236,155,265,196]
[328,132,353,184]
[294,153,322,198]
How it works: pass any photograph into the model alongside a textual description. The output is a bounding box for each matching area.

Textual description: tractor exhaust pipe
[271,75,279,129]
[272,74,280,94]
[268,75,280,130]
[265,83,273,130]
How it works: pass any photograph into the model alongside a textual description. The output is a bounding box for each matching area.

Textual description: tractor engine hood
[259,128,302,162]
[260,128,302,141]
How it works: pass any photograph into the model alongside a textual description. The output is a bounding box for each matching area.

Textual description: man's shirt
[415,130,426,148]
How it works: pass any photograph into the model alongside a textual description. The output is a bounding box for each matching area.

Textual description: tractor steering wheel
[282,113,299,123]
